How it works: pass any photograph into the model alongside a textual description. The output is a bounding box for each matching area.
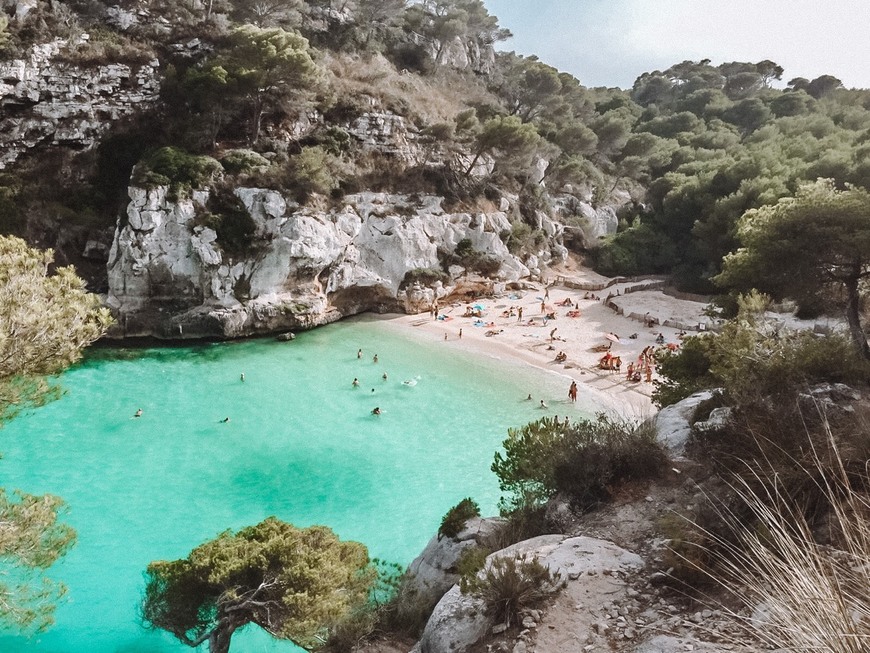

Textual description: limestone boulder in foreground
[414,535,643,653]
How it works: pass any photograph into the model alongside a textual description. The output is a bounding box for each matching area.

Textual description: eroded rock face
[0,39,160,169]
[107,188,535,338]
[416,535,644,653]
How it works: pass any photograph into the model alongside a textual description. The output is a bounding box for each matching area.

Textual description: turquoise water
[0,316,577,653]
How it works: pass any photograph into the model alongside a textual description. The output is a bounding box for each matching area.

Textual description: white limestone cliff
[106,187,558,338]
[0,38,160,169]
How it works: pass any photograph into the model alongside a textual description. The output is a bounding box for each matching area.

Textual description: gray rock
[418,535,643,653]
[0,39,160,169]
[405,516,504,612]
[107,189,532,339]
[631,634,735,652]
[654,390,717,456]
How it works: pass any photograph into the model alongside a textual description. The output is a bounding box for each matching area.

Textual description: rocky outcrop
[0,39,160,168]
[346,111,420,162]
[654,390,717,456]
[435,35,496,74]
[404,516,503,612]
[415,535,644,653]
[106,188,552,338]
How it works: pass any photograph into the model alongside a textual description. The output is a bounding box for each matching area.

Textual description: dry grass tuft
[323,52,498,126]
[681,414,870,652]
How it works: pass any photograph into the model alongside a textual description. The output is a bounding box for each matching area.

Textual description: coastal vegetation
[460,554,563,629]
[0,236,112,631]
[653,291,869,408]
[438,497,480,539]
[142,518,375,653]
[2,0,870,650]
[492,414,666,514]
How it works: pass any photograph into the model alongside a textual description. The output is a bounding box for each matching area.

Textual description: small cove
[0,315,585,653]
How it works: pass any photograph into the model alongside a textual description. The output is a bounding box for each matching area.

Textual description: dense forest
[2,0,867,298]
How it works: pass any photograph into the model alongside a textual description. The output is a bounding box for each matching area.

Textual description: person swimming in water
[134,408,142,418]
[539,400,548,409]
[221,417,230,423]
[240,372,245,382]
[382,372,388,380]
[357,348,362,359]
[372,407,381,415]
[352,378,360,387]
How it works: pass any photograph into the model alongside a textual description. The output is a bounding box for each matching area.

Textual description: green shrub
[461,554,563,627]
[456,546,489,580]
[286,146,343,202]
[57,27,155,65]
[323,607,377,652]
[134,147,222,196]
[492,415,667,513]
[323,558,405,651]
[591,223,677,277]
[652,336,717,407]
[438,497,480,539]
[313,127,353,157]
[654,295,870,407]
[450,238,502,276]
[219,149,270,175]
[502,221,546,255]
[199,188,257,256]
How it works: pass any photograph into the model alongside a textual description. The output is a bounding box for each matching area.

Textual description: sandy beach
[376,272,713,421]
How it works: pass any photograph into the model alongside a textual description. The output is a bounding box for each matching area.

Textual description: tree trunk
[250,96,263,146]
[844,276,870,360]
[208,621,239,653]
[463,150,483,178]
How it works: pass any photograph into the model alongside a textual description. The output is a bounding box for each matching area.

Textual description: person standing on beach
[518,307,523,321]
[540,300,546,313]
[459,328,462,339]
[568,381,578,403]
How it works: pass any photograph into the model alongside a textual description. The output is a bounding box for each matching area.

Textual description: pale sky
[483,0,870,90]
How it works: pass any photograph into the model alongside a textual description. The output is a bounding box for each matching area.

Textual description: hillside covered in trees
[1,0,867,303]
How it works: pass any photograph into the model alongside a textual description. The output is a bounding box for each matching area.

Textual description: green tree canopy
[220,25,320,143]
[142,518,375,653]
[0,236,113,418]
[717,180,870,358]
[463,114,542,178]
[0,236,112,631]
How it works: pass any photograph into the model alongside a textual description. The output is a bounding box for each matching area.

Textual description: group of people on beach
[625,345,656,383]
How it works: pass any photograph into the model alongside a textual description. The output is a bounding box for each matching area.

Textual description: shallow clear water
[0,316,579,653]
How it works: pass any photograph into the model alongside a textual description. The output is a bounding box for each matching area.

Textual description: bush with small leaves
[492,415,666,513]
[438,497,480,539]
[461,554,563,628]
[133,147,222,197]
[219,149,270,175]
